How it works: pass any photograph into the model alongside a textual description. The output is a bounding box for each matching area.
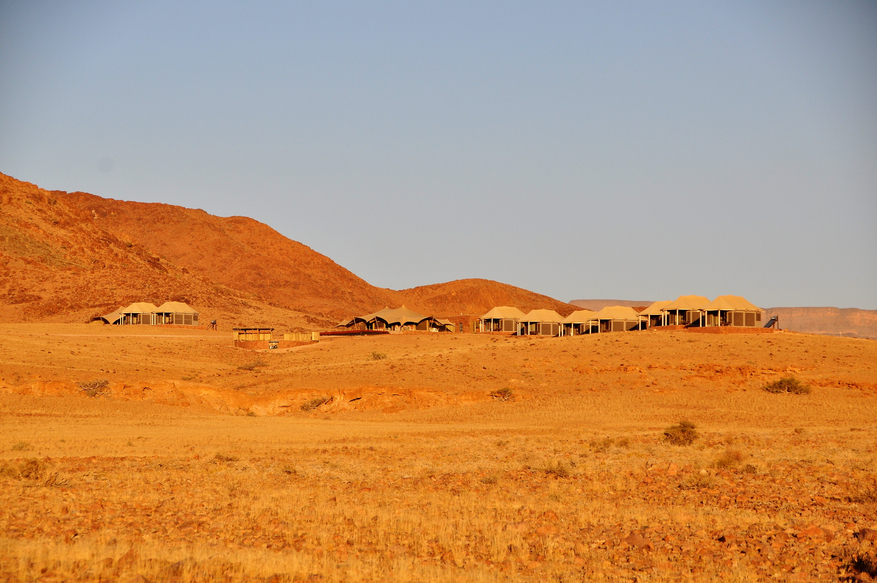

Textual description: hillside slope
[0,173,259,322]
[2,172,576,323]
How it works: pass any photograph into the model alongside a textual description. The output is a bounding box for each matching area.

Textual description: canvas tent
[155,302,199,326]
[518,309,565,336]
[369,305,428,330]
[661,295,710,327]
[591,306,644,333]
[99,307,125,325]
[639,301,672,328]
[119,302,159,325]
[479,306,526,333]
[703,295,763,327]
[562,310,597,336]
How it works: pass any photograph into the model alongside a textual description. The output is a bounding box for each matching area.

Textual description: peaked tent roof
[563,309,597,323]
[101,307,125,324]
[481,306,526,320]
[639,300,672,316]
[520,309,565,323]
[593,306,642,320]
[155,301,198,313]
[120,302,159,314]
[371,305,427,326]
[704,295,763,312]
[663,295,710,312]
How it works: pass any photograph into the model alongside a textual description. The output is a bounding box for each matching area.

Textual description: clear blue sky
[2,1,875,308]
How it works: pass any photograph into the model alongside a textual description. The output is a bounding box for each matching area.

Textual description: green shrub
[664,420,698,446]
[762,377,811,394]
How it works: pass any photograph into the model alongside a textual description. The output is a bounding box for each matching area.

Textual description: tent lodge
[479,306,526,333]
[518,309,565,336]
[703,295,763,327]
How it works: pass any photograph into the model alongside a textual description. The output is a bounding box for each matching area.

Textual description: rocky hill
[1,172,576,325]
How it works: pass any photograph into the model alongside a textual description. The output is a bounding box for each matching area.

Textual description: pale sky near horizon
[1,1,875,309]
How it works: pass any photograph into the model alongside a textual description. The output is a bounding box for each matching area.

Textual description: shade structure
[100,307,125,325]
[119,302,159,325]
[703,295,763,327]
[591,305,644,333]
[562,309,597,336]
[154,301,199,326]
[662,295,710,327]
[479,306,526,333]
[363,305,428,330]
[519,309,564,336]
[640,300,672,327]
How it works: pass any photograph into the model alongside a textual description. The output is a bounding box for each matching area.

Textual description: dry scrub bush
[762,376,811,394]
[664,420,698,446]
[238,360,267,371]
[848,479,877,504]
[0,459,66,487]
[301,396,331,411]
[11,441,30,451]
[840,550,877,581]
[544,459,570,478]
[715,448,746,469]
[212,453,239,464]
[490,387,514,401]
[78,379,109,397]
[370,352,387,361]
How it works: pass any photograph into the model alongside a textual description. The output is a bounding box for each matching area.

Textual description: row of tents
[480,295,765,336]
[98,302,200,326]
[338,305,456,332]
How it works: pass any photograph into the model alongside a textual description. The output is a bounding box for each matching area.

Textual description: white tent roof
[480,306,526,320]
[519,309,565,323]
[593,306,642,320]
[563,310,597,323]
[704,295,762,312]
[663,295,710,312]
[120,302,158,314]
[155,301,198,313]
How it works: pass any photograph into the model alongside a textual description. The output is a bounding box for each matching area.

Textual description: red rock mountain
[0,172,575,324]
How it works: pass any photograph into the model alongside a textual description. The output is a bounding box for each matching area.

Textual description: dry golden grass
[1,325,876,581]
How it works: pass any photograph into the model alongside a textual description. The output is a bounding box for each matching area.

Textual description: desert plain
[1,324,876,582]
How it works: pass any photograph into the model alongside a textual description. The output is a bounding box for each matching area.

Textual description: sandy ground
[1,324,876,581]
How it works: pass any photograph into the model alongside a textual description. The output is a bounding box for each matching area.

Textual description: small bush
[301,396,331,411]
[544,460,570,478]
[715,448,746,469]
[11,441,31,451]
[78,379,109,397]
[848,480,877,504]
[840,550,877,581]
[212,453,238,464]
[371,352,387,361]
[664,420,698,446]
[480,474,498,485]
[762,377,811,394]
[0,459,65,487]
[491,388,514,402]
[238,361,267,371]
